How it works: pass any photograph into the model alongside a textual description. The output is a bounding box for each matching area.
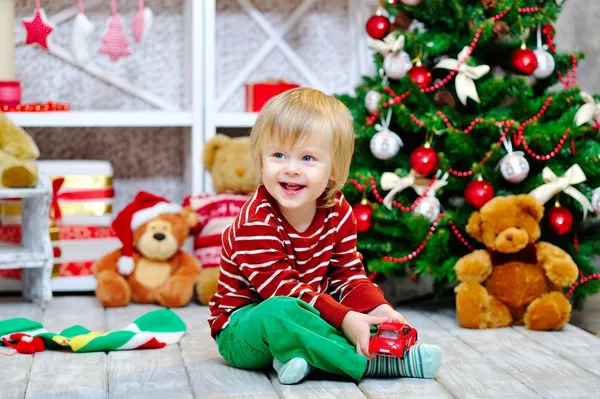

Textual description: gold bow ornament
[435,46,490,106]
[380,170,448,210]
[528,164,593,218]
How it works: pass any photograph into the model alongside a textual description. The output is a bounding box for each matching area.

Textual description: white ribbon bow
[435,47,490,106]
[370,33,405,56]
[573,92,600,126]
[529,164,594,218]
[380,170,447,210]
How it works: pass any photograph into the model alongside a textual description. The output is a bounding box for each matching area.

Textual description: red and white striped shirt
[208,185,390,338]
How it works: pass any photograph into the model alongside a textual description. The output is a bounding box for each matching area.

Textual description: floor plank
[107,304,194,399]
[402,308,541,399]
[428,308,600,399]
[174,305,279,398]
[268,371,366,399]
[0,298,43,399]
[514,324,600,378]
[358,376,454,399]
[26,296,107,399]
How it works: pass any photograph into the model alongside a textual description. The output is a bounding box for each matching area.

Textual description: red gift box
[245,80,300,112]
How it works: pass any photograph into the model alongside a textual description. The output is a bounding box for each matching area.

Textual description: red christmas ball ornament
[407,65,432,89]
[410,145,438,176]
[547,205,573,236]
[366,15,391,40]
[464,179,494,209]
[353,200,373,233]
[510,48,538,75]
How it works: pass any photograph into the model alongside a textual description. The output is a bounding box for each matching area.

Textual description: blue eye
[302,155,314,162]
[273,153,284,159]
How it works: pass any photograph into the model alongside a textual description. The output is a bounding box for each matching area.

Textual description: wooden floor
[1,295,600,399]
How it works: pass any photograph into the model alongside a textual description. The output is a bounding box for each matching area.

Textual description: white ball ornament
[383,51,413,79]
[592,188,600,215]
[365,90,382,114]
[370,129,403,160]
[413,196,440,223]
[499,152,530,183]
[533,48,555,79]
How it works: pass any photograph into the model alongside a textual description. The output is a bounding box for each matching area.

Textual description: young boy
[208,88,442,385]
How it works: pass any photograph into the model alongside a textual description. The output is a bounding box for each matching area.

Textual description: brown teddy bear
[93,191,202,308]
[185,134,258,305]
[204,134,258,194]
[454,195,579,331]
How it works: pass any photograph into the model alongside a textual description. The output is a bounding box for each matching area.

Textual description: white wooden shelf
[0,248,47,268]
[215,112,258,128]
[0,186,47,199]
[5,111,193,128]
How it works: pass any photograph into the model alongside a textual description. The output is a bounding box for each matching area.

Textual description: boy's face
[261,139,333,213]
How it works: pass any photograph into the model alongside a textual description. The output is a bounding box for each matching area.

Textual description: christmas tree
[337,0,600,308]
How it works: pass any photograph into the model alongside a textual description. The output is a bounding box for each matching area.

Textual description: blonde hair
[250,87,355,207]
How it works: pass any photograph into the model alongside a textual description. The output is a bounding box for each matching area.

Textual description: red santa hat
[112,191,183,275]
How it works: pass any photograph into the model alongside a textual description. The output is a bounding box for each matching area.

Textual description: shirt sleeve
[232,223,352,329]
[327,197,391,313]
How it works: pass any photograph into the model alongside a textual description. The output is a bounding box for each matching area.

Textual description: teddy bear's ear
[203,134,232,171]
[182,206,199,228]
[466,211,484,242]
[515,195,544,223]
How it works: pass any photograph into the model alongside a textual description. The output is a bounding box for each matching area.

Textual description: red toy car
[369,322,418,358]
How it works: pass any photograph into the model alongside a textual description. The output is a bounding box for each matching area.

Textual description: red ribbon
[49,177,114,221]
[49,178,65,221]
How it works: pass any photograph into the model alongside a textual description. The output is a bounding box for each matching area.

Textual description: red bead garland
[436,111,453,128]
[1,102,70,112]
[448,123,511,177]
[382,213,444,263]
[518,7,544,13]
[557,54,578,88]
[450,221,475,251]
[566,273,600,299]
[348,178,365,192]
[369,175,437,212]
[515,96,553,146]
[520,128,570,161]
[409,113,425,127]
[514,96,571,160]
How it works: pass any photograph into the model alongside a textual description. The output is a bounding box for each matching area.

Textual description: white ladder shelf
[0,175,53,307]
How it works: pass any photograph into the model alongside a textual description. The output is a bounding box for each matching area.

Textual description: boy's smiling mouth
[279,182,306,195]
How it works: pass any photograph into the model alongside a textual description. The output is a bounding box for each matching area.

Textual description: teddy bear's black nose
[505,234,513,241]
[153,233,166,241]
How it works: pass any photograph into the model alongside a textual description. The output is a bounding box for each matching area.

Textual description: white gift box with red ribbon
[0,160,119,292]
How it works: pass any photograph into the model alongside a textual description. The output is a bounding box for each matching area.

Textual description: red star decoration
[22,9,54,50]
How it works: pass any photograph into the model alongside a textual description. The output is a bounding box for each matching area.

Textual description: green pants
[215,296,367,381]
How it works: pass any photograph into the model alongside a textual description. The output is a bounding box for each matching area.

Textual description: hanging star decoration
[22,8,55,50]
[98,14,132,62]
[435,47,490,106]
